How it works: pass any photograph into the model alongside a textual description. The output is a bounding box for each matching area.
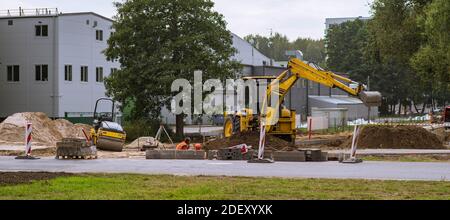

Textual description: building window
[302,79,306,88]
[96,30,103,41]
[7,65,20,82]
[111,68,118,75]
[35,25,48,37]
[81,66,88,82]
[96,67,103,82]
[8,20,13,26]
[86,20,90,25]
[35,65,48,81]
[64,65,72,81]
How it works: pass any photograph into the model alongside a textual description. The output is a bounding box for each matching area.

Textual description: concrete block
[146,150,175,159]
[146,150,205,160]
[207,150,218,160]
[320,152,329,161]
[298,149,326,161]
[175,150,206,160]
[213,149,256,160]
[273,151,306,162]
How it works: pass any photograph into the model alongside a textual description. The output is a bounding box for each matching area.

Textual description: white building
[230,33,273,69]
[0,9,119,120]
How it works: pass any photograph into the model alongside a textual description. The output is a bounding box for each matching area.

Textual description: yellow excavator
[224,57,382,142]
[90,98,126,152]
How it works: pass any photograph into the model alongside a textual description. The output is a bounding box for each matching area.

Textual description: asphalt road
[0,156,449,181]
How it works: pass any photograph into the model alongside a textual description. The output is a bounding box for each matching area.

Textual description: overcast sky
[1,0,373,40]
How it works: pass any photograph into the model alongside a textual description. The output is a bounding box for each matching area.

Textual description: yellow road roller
[90,98,126,152]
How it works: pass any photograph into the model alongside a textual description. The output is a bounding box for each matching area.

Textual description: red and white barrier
[24,122,32,156]
[15,121,39,160]
[350,125,361,159]
[257,123,266,160]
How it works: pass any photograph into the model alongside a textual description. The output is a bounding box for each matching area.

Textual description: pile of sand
[204,131,294,151]
[0,112,92,146]
[125,137,163,149]
[340,125,445,149]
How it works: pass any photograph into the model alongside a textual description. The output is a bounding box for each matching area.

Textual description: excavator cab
[90,98,126,152]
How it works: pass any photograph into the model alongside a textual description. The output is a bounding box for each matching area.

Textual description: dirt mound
[0,112,92,146]
[204,131,293,151]
[0,172,73,186]
[431,127,450,144]
[340,125,445,149]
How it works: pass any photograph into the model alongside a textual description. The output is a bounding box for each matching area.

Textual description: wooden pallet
[55,155,98,160]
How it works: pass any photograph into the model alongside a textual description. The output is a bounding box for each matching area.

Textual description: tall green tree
[325,19,369,75]
[411,0,450,107]
[244,34,326,65]
[325,0,437,115]
[370,0,435,114]
[292,38,326,65]
[105,0,240,136]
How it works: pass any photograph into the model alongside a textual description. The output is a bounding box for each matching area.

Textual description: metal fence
[307,116,449,134]
[0,8,59,17]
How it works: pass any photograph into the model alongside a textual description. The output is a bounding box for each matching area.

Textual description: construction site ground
[1,156,449,181]
[2,144,450,161]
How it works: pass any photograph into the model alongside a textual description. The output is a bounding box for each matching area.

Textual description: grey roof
[60,12,114,22]
[309,95,363,105]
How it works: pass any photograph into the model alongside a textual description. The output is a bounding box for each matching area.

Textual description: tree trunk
[413,102,420,114]
[420,102,426,114]
[176,113,184,138]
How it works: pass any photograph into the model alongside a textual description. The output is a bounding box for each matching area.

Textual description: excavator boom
[262,58,382,132]
[223,57,382,142]
[265,58,381,109]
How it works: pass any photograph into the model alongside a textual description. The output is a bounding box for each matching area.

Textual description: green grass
[1,174,450,200]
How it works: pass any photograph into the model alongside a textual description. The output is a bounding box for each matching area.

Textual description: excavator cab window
[93,98,116,132]
[98,112,113,122]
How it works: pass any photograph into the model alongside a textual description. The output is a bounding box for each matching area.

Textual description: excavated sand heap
[0,112,91,146]
[340,125,445,149]
[204,131,294,151]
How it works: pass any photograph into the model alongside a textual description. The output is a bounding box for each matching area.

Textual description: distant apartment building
[0,8,119,121]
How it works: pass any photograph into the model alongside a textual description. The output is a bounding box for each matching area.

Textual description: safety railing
[303,116,450,134]
[0,8,59,17]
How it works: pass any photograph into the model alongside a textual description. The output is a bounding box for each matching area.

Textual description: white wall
[0,16,56,117]
[231,33,272,67]
[0,13,119,118]
[58,14,119,117]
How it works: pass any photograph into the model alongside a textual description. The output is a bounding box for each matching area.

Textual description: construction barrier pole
[350,125,360,159]
[258,123,266,160]
[25,122,32,156]
[308,118,312,140]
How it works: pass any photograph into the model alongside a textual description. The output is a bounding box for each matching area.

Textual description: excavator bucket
[359,91,382,107]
